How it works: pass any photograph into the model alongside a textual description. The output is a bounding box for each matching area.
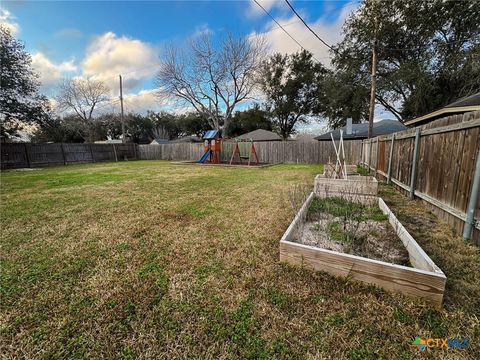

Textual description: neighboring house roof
[150,138,170,145]
[314,120,407,140]
[294,133,317,142]
[404,92,480,127]
[94,139,123,144]
[236,129,282,142]
[203,130,219,140]
[170,136,202,143]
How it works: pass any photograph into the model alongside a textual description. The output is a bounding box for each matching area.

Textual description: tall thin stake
[119,75,125,143]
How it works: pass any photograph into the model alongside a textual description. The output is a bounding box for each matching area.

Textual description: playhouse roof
[203,130,219,140]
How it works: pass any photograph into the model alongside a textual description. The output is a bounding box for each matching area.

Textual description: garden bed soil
[297,217,410,266]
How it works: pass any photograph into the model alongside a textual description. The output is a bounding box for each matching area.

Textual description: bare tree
[156,33,267,135]
[56,78,110,142]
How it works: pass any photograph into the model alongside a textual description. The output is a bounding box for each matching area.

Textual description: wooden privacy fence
[1,143,137,169]
[138,140,363,165]
[2,140,362,169]
[362,111,480,243]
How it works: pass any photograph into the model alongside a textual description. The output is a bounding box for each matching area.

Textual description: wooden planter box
[314,171,378,205]
[280,192,446,307]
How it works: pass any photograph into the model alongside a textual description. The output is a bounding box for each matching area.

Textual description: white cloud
[31,52,77,92]
[0,8,19,35]
[192,23,213,38]
[82,32,159,92]
[246,0,285,18]
[254,2,359,67]
[123,89,174,115]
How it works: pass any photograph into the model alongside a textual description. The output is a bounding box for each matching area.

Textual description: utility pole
[119,75,125,143]
[367,10,378,139]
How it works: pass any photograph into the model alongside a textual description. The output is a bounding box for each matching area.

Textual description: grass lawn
[1,160,479,359]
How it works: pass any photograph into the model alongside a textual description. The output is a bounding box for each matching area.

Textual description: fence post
[374,138,379,177]
[368,139,372,173]
[463,150,480,241]
[89,144,95,163]
[134,143,138,160]
[60,143,67,165]
[409,128,421,199]
[24,143,31,168]
[360,140,363,165]
[387,134,395,184]
[112,144,118,162]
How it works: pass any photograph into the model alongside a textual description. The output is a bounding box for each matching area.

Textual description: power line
[93,98,121,112]
[252,0,322,62]
[284,0,335,52]
[248,19,303,38]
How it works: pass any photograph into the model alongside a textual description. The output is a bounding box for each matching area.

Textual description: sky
[1,0,390,133]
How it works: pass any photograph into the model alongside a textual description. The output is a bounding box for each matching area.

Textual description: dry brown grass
[1,161,478,359]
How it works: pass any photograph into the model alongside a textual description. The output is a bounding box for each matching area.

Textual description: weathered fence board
[363,110,480,243]
[1,143,137,169]
[138,140,363,165]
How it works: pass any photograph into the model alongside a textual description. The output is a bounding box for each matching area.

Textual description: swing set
[197,130,260,166]
[229,138,259,166]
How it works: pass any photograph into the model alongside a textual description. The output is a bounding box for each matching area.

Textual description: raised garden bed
[314,168,378,205]
[280,192,446,307]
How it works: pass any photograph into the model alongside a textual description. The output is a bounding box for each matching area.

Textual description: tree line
[32,106,272,144]
[1,0,478,143]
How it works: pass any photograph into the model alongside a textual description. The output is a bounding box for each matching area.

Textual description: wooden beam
[410,128,421,199]
[280,240,446,307]
[378,118,480,141]
[60,143,67,165]
[387,134,395,184]
[404,107,480,126]
[24,143,31,168]
[281,192,314,242]
[369,165,480,230]
[378,198,443,274]
[112,144,118,162]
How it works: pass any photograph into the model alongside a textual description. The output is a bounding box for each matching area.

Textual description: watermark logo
[411,337,427,351]
[411,337,469,351]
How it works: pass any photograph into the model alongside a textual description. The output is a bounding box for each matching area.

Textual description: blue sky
[1,0,390,131]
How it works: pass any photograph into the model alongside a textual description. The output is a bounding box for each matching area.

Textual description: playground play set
[197,130,260,166]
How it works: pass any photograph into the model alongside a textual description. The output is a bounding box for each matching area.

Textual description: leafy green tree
[147,111,180,139]
[333,0,480,121]
[175,112,211,137]
[125,113,156,143]
[226,104,272,137]
[0,25,50,138]
[322,70,370,129]
[261,50,328,139]
[32,116,85,143]
[96,112,159,143]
